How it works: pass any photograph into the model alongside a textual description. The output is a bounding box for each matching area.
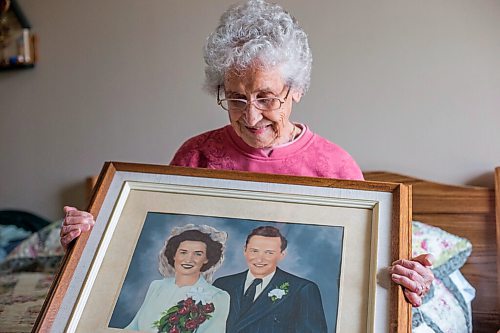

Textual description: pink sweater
[170,125,364,181]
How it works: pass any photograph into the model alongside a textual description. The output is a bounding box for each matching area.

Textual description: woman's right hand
[60,206,95,249]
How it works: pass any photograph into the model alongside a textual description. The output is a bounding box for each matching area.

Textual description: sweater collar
[224,124,313,159]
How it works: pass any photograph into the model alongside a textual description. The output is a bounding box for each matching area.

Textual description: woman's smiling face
[173,240,209,276]
[223,66,300,148]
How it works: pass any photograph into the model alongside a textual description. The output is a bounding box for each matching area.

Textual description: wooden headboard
[364,171,499,332]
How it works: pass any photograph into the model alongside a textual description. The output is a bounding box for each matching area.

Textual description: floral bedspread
[0,221,63,333]
[0,272,55,333]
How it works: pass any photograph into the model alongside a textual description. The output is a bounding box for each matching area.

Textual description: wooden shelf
[1,0,36,72]
[0,63,35,71]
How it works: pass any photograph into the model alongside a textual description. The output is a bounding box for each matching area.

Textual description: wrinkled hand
[390,254,434,307]
[60,206,95,249]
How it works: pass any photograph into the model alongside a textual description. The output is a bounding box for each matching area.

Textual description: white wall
[1,0,499,220]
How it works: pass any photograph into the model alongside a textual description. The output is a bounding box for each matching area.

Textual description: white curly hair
[204,0,312,96]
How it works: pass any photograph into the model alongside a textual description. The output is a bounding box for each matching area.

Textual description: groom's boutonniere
[268,282,289,302]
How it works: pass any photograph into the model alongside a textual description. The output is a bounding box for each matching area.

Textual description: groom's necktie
[240,278,263,314]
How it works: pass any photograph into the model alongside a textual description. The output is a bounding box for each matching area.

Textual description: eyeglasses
[217,85,291,112]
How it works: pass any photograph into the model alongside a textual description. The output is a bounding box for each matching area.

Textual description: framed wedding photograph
[35,162,411,333]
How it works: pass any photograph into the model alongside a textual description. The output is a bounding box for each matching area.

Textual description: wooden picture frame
[34,162,412,333]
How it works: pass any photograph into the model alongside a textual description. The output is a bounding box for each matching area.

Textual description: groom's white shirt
[243,270,276,300]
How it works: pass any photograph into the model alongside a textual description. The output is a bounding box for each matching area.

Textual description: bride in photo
[125,224,230,333]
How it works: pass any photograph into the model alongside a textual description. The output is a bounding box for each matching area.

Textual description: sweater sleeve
[339,154,364,180]
[310,133,365,181]
[169,134,209,168]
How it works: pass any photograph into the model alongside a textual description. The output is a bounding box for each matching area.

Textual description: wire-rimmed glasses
[217,85,291,112]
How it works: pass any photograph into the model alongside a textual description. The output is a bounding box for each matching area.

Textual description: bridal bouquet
[153,296,215,333]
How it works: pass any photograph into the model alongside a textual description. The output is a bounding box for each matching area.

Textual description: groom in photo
[213,226,327,333]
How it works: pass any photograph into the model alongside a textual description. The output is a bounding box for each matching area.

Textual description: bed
[0,169,498,332]
[364,170,499,332]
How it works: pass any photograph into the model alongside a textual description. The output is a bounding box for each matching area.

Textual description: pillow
[412,272,475,333]
[411,221,474,333]
[412,221,472,279]
[0,224,31,261]
[0,220,64,273]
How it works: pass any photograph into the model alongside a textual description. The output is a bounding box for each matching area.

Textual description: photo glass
[108,213,344,332]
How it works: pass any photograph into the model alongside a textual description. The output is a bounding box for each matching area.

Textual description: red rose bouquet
[153,297,215,333]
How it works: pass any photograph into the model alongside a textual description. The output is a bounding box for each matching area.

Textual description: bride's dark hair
[164,229,223,272]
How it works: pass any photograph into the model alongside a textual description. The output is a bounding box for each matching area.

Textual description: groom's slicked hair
[245,226,287,252]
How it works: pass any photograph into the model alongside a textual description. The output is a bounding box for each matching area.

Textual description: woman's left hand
[390,253,434,307]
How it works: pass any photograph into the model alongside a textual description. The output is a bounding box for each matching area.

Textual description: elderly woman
[170,1,362,180]
[61,0,433,309]
[124,225,230,333]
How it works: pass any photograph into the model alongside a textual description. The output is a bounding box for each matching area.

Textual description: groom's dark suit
[213,267,327,333]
